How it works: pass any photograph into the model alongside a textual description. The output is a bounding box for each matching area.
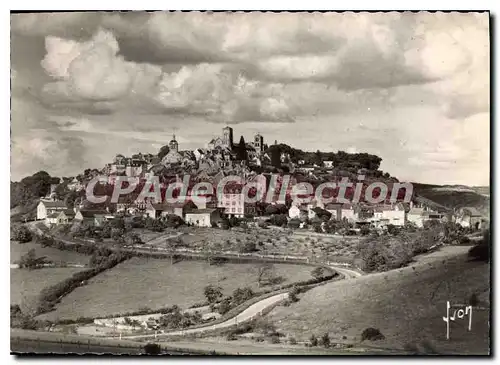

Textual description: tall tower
[169,134,178,152]
[222,126,234,148]
[254,133,264,154]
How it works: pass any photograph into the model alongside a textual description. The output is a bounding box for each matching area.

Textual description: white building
[323,161,334,168]
[184,209,221,227]
[37,199,67,220]
[218,193,246,218]
[288,204,308,220]
[381,203,406,226]
[341,203,357,222]
[407,207,425,227]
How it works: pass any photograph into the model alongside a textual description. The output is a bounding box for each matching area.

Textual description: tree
[240,241,257,253]
[269,214,288,227]
[143,343,162,355]
[289,286,300,303]
[232,287,254,306]
[220,218,230,230]
[204,285,223,304]
[386,224,399,235]
[309,334,318,347]
[165,239,178,265]
[236,136,248,162]
[287,218,301,229]
[311,267,324,280]
[360,225,371,236]
[256,263,279,287]
[320,332,331,348]
[218,297,232,315]
[271,148,281,168]
[314,150,322,165]
[19,249,49,270]
[157,145,170,160]
[12,225,32,243]
[313,207,332,221]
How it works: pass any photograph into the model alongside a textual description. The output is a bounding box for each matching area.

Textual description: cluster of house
[288,199,486,230]
[36,195,226,229]
[37,187,486,233]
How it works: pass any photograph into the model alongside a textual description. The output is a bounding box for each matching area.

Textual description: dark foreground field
[267,246,490,355]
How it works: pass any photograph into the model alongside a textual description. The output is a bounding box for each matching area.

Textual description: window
[231,208,235,213]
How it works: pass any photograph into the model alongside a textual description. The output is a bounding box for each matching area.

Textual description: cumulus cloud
[40,29,295,123]
[11,12,490,185]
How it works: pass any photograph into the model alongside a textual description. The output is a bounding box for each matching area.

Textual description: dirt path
[118,293,289,339]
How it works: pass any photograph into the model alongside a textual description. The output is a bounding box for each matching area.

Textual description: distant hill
[412,183,490,217]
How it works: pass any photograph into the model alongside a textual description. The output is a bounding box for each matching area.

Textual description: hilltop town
[11,125,489,235]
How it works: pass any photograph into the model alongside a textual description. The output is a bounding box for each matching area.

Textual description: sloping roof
[149,202,186,211]
[78,210,108,218]
[461,207,482,217]
[185,208,217,215]
[325,203,342,210]
[46,213,59,219]
[408,207,425,216]
[40,200,66,208]
[61,209,76,217]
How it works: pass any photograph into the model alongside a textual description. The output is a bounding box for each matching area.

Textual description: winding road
[24,222,363,340]
[116,265,362,340]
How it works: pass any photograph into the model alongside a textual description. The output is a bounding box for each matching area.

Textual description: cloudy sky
[11,11,489,185]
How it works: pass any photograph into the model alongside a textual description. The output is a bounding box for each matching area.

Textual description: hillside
[267,246,490,355]
[413,183,490,216]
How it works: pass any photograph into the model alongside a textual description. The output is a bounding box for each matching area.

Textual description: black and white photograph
[9,10,491,356]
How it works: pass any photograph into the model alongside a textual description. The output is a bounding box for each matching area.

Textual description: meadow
[266,245,490,354]
[11,267,85,309]
[148,226,362,263]
[11,241,91,266]
[37,257,319,321]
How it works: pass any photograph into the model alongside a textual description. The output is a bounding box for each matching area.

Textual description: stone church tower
[222,126,233,148]
[169,134,178,152]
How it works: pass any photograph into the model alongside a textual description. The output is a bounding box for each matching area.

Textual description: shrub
[469,293,479,306]
[310,267,324,280]
[226,333,238,341]
[309,334,318,347]
[217,297,232,315]
[12,225,32,243]
[459,236,471,244]
[257,220,269,229]
[287,218,301,229]
[240,241,257,253]
[269,335,280,344]
[203,285,223,304]
[232,287,254,306]
[319,332,331,348]
[360,226,370,236]
[288,337,297,345]
[269,214,288,227]
[143,343,161,355]
[468,229,490,262]
[253,318,276,335]
[360,327,385,341]
[288,286,300,303]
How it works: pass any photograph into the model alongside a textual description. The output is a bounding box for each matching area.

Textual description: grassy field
[266,245,490,355]
[37,257,319,321]
[11,267,85,310]
[10,241,90,265]
[148,227,362,263]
